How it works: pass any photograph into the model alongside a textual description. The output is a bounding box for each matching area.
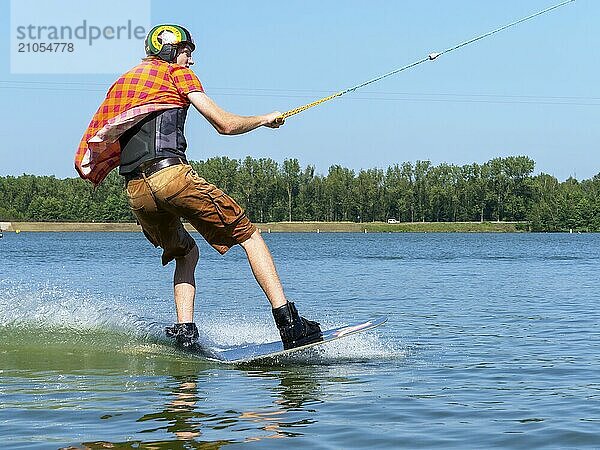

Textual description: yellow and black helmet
[145,24,195,62]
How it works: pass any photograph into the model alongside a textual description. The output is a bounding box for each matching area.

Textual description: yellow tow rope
[281,91,343,120]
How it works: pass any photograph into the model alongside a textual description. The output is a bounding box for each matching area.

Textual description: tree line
[0,155,598,232]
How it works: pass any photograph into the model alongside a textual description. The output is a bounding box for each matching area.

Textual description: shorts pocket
[126,183,158,213]
[207,190,244,226]
[152,165,192,201]
[163,180,193,202]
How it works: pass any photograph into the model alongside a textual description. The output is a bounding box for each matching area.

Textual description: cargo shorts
[125,163,256,265]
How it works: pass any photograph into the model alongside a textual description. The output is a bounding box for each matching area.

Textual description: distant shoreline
[0,221,526,233]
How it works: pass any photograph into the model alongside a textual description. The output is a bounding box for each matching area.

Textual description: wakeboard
[200,317,387,364]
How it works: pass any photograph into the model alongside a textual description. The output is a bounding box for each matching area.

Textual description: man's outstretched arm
[188,91,283,135]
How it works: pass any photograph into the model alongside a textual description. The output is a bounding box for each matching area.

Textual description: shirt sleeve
[170,66,204,98]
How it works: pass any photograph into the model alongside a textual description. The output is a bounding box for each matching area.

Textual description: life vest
[119,107,189,174]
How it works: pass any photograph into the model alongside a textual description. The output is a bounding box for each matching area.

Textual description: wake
[0,280,403,363]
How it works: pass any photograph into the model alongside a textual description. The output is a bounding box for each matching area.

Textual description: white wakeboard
[197,317,387,364]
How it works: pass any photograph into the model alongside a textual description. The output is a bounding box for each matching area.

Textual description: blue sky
[1,0,597,180]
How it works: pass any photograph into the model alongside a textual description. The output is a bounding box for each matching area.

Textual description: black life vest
[119,107,189,174]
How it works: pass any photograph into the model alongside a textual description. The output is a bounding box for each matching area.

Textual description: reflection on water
[137,377,208,443]
[66,366,332,449]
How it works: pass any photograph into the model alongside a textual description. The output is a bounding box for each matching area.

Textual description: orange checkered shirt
[75,58,204,186]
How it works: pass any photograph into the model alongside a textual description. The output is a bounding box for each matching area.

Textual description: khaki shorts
[125,163,256,265]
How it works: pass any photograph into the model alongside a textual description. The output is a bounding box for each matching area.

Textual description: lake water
[1,231,599,449]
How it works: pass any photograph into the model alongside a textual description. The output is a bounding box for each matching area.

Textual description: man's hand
[263,112,285,128]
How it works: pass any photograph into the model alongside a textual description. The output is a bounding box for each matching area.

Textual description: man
[76,24,321,350]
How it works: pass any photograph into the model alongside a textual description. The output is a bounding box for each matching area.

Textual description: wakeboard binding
[165,322,199,349]
[272,301,323,350]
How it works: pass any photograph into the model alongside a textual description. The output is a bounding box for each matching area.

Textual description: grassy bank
[1,222,141,232]
[257,221,525,233]
[1,221,526,233]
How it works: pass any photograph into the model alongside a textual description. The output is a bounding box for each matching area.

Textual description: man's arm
[188,91,283,135]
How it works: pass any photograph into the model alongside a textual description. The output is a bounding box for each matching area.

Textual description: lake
[1,231,599,449]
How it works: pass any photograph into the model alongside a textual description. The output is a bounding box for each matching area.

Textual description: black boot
[165,322,199,350]
[272,302,323,350]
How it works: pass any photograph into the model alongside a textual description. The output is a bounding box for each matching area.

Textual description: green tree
[282,158,301,222]
[353,168,384,222]
[414,160,431,222]
[324,165,355,221]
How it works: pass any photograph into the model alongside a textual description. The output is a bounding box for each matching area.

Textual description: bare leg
[173,244,199,323]
[240,230,287,309]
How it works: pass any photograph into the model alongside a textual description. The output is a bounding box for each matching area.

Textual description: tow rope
[278,0,575,121]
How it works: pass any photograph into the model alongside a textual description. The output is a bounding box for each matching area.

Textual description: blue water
[1,231,599,449]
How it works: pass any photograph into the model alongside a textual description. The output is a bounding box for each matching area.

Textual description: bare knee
[240,229,263,250]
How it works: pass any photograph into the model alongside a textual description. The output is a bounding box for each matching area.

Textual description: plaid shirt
[75,58,204,186]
